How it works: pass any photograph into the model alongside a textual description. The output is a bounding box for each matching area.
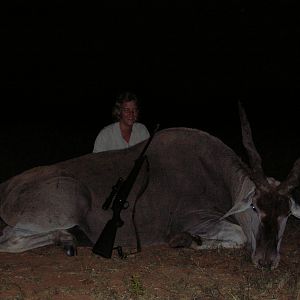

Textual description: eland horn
[238,101,270,190]
[278,158,300,195]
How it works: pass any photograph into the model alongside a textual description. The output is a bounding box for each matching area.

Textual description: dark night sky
[1,2,300,181]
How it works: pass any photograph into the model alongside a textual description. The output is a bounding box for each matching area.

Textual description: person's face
[120,101,139,127]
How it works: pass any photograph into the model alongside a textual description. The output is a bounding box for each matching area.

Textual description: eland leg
[168,232,202,248]
[169,212,247,250]
[0,225,77,255]
[192,221,247,250]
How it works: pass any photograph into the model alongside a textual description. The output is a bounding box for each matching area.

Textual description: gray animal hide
[0,128,251,251]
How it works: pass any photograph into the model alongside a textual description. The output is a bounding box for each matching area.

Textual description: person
[93,91,150,153]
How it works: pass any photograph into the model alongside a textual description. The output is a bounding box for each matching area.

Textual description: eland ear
[290,198,300,218]
[220,189,255,220]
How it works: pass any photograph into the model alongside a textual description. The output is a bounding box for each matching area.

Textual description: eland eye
[250,203,257,212]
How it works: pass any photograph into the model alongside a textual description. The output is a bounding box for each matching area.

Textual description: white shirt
[93,122,150,153]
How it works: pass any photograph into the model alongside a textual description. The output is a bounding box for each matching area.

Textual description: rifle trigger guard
[123,201,129,209]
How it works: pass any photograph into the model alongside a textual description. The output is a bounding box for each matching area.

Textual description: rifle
[92,124,160,258]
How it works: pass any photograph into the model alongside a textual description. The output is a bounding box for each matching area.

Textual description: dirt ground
[1,218,300,300]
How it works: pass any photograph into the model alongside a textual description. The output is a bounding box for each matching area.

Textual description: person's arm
[141,124,150,140]
[93,130,108,153]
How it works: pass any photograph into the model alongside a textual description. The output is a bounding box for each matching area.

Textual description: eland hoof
[168,232,194,248]
[64,245,77,256]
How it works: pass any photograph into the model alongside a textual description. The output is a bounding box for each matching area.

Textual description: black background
[1,2,300,182]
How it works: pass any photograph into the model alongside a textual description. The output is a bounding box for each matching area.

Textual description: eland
[0,102,299,269]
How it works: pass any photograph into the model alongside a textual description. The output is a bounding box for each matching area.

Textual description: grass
[129,275,145,297]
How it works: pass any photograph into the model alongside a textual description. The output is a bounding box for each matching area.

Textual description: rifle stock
[92,218,121,258]
[92,124,159,258]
